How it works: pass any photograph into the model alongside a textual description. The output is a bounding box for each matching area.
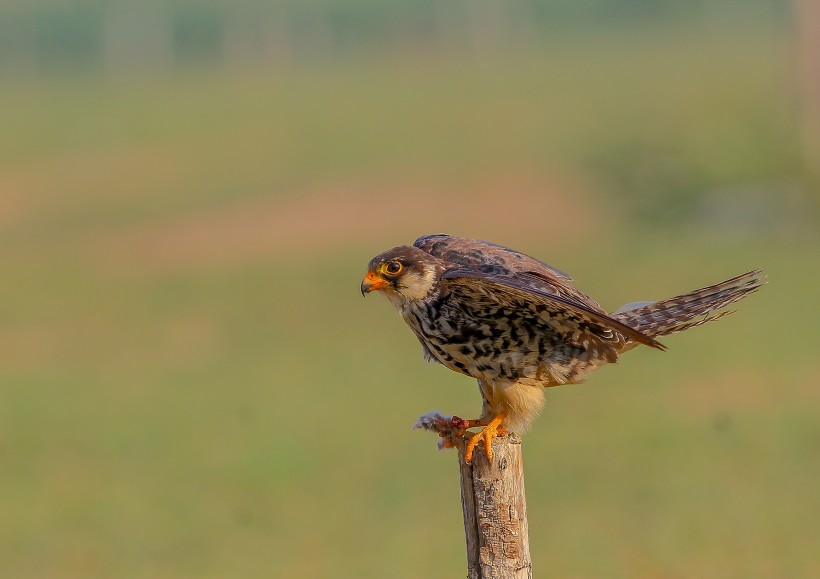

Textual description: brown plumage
[611,270,764,339]
[361,234,765,462]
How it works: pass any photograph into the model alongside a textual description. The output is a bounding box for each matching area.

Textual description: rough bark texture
[455,434,532,579]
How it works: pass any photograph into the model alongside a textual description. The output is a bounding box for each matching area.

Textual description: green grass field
[1,25,819,578]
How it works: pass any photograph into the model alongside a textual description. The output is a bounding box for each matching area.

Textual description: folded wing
[441,268,666,352]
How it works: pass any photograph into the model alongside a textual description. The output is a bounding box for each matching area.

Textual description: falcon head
[361,246,444,304]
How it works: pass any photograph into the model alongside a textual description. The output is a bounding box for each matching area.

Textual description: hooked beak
[361,270,388,296]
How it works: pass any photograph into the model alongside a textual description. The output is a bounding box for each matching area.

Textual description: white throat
[382,264,439,310]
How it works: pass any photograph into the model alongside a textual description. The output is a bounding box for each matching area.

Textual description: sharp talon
[482,428,495,461]
[464,434,479,464]
[463,412,507,463]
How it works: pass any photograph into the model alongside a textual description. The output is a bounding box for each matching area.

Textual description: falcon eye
[384,261,403,276]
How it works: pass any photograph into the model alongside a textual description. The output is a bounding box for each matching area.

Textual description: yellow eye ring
[384,261,403,276]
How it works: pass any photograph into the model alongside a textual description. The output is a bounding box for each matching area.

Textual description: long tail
[611,269,766,339]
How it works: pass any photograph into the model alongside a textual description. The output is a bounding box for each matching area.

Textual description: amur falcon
[361,234,765,463]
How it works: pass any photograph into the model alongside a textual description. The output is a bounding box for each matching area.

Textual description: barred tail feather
[611,269,766,339]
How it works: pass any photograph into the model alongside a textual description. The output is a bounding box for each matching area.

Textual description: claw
[415,411,507,455]
[464,412,507,463]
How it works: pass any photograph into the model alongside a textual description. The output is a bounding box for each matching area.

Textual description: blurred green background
[1,1,819,577]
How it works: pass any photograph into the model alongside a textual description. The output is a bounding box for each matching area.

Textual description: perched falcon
[361,234,764,462]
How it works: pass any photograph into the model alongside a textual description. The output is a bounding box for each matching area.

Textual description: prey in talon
[362,234,765,463]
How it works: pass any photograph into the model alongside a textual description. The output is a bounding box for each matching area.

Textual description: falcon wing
[414,233,573,281]
[440,268,666,351]
[414,234,601,309]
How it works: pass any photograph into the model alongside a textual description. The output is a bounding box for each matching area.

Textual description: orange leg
[464,412,507,463]
[437,415,488,448]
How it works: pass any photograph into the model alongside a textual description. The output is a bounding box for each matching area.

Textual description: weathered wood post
[455,433,532,579]
[415,414,532,578]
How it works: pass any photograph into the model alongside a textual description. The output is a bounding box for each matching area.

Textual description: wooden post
[414,413,533,578]
[455,433,532,579]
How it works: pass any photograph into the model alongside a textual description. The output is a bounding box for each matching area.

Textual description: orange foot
[464,412,508,463]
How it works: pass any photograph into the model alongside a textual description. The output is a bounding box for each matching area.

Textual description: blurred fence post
[455,434,532,579]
